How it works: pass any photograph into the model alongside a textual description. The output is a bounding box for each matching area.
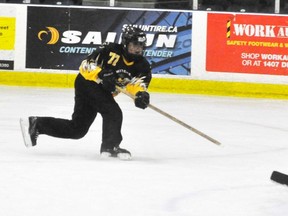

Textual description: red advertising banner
[206,13,288,76]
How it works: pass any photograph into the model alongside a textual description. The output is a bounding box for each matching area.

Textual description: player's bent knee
[70,129,88,139]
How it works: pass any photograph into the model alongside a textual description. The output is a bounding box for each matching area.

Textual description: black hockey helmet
[121,26,146,61]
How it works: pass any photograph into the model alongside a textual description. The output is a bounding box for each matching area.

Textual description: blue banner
[26,7,192,75]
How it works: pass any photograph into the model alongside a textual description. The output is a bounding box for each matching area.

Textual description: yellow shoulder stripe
[79,65,102,82]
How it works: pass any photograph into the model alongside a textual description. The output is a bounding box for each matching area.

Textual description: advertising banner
[0,17,15,70]
[26,7,192,75]
[207,13,288,76]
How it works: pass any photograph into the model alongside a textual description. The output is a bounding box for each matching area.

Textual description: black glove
[135,91,150,109]
[98,69,116,92]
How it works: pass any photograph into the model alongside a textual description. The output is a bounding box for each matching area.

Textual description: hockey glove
[98,68,117,92]
[135,91,150,109]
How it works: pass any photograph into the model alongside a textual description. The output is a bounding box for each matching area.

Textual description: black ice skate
[100,147,132,160]
[20,117,39,147]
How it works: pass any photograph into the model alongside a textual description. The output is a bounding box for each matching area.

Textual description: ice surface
[1,85,288,216]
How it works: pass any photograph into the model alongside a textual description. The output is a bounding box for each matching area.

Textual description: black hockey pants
[36,73,123,151]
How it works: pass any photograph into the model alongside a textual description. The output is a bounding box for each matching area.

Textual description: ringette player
[20,26,152,160]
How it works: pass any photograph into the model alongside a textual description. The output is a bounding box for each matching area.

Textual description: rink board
[1,71,288,99]
[0,4,288,99]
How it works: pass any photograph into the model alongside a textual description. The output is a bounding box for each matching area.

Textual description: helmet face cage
[121,26,147,50]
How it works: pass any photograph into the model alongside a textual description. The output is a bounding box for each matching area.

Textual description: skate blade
[100,152,112,158]
[117,153,132,160]
[19,118,33,148]
[100,152,132,160]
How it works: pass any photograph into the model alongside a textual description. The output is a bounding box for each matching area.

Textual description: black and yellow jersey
[79,42,152,90]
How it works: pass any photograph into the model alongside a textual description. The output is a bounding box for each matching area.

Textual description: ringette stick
[116,86,221,145]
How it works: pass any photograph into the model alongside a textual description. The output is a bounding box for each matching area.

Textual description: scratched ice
[0,85,288,216]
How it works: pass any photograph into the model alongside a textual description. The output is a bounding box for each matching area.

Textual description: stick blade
[271,171,288,186]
